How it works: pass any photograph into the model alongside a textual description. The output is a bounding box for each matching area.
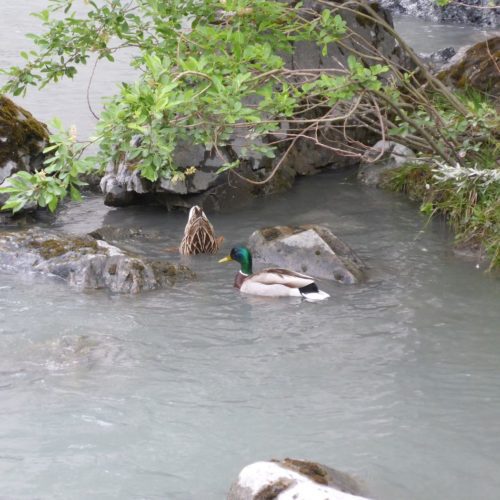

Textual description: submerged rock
[88,225,162,242]
[438,36,500,97]
[358,140,415,186]
[248,225,366,284]
[0,229,194,293]
[228,459,370,500]
[100,2,405,211]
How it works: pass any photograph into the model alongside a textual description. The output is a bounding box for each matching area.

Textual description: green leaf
[347,55,358,71]
[48,196,58,212]
[321,9,331,25]
[216,160,240,174]
[70,184,82,201]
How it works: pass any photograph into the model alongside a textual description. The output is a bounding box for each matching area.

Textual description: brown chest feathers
[234,271,247,289]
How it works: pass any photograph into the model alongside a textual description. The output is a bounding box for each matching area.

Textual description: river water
[1,3,500,500]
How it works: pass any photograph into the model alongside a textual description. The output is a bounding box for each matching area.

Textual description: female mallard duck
[218,246,330,301]
[179,205,224,255]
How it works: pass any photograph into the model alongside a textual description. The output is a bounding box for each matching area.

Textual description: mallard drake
[218,246,330,301]
[179,205,224,255]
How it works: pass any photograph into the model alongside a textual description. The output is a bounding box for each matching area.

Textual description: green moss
[29,237,98,259]
[380,163,433,201]
[260,226,284,241]
[278,458,329,485]
[150,261,196,284]
[254,478,292,499]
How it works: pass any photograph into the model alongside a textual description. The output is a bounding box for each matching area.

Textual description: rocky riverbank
[380,0,499,27]
[0,228,195,293]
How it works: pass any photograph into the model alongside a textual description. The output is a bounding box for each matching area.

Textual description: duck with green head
[218,246,330,301]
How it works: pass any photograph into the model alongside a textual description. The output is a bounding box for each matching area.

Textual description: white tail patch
[301,290,330,301]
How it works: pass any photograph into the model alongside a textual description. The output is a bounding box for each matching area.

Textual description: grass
[381,163,500,270]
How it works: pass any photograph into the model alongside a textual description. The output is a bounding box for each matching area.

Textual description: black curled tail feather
[299,283,319,296]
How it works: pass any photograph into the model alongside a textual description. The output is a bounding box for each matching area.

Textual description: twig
[86,57,100,120]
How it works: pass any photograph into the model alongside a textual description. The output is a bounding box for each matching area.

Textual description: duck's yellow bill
[218,255,233,263]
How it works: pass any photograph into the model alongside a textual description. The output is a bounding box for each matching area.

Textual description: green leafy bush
[2,0,391,211]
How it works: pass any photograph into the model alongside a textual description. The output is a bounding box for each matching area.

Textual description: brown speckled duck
[179,205,224,255]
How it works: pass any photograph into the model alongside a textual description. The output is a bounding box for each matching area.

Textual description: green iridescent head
[218,246,253,275]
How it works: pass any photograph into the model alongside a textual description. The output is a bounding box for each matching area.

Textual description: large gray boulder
[249,225,366,284]
[358,140,415,186]
[101,2,405,211]
[228,459,370,500]
[0,229,194,293]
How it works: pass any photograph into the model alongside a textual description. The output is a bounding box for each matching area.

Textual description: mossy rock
[228,459,369,499]
[0,96,49,177]
[0,229,196,293]
[438,36,500,97]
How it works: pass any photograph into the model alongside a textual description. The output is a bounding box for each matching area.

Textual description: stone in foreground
[228,459,370,500]
[249,225,366,284]
[0,229,194,293]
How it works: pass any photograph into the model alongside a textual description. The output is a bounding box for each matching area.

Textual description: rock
[438,36,500,97]
[419,46,457,71]
[88,226,161,242]
[0,96,49,203]
[380,0,499,27]
[0,97,50,218]
[227,459,370,500]
[248,225,366,284]
[0,229,194,293]
[358,140,416,186]
[101,2,406,211]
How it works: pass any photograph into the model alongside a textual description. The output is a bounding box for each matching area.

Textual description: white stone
[233,462,371,500]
